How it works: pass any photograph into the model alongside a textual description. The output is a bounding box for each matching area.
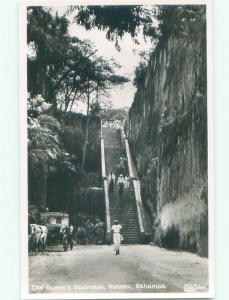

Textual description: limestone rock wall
[128,19,208,256]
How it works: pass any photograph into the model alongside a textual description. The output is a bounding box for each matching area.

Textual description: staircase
[102,127,140,243]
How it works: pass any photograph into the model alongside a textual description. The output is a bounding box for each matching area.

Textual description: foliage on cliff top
[70,5,205,49]
[133,5,206,89]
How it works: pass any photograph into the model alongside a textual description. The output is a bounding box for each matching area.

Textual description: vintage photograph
[20,0,213,298]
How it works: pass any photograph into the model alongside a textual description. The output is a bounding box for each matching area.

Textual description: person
[31,224,41,254]
[77,226,86,245]
[39,223,48,252]
[119,155,127,174]
[60,224,67,235]
[69,224,74,241]
[108,171,115,193]
[85,219,94,244]
[69,224,74,234]
[95,218,105,245]
[124,175,130,195]
[67,224,74,249]
[111,220,123,255]
[60,224,70,243]
[117,174,125,197]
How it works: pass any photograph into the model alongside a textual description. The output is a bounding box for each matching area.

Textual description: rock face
[127,15,208,256]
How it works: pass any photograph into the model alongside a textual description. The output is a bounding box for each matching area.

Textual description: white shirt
[117,176,124,184]
[41,225,48,233]
[111,224,122,233]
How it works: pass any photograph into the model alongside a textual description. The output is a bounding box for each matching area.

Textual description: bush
[161,224,180,249]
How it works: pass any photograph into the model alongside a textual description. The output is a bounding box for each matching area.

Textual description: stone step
[123,234,139,237]
[102,127,141,244]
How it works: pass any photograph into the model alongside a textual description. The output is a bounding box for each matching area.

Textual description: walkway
[29,245,209,294]
[102,127,140,243]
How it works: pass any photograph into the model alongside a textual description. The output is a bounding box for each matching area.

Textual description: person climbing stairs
[102,127,140,243]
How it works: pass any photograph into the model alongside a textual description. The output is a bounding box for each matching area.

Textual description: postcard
[20,0,214,298]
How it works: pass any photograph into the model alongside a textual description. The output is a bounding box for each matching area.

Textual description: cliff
[127,11,208,256]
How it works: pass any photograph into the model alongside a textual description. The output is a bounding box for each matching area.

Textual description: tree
[101,107,128,122]
[79,54,129,170]
[132,6,206,88]
[156,5,206,40]
[27,6,129,171]
[69,5,158,49]
[27,94,80,211]
[27,8,126,114]
[27,7,69,105]
[27,94,61,210]
[70,5,206,49]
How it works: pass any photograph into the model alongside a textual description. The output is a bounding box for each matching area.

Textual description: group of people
[107,154,131,197]
[60,224,74,250]
[108,172,131,197]
[71,218,105,245]
[28,223,48,254]
[28,219,124,256]
[102,120,123,128]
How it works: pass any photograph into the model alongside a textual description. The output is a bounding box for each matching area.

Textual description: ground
[29,244,208,294]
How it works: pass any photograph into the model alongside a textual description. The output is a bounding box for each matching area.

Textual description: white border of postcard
[20,0,214,298]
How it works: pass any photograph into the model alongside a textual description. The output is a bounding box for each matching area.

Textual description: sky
[52,5,153,110]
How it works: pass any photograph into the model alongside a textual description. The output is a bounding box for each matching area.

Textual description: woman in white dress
[111,220,123,255]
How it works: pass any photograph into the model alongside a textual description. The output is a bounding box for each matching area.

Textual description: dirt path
[29,245,208,294]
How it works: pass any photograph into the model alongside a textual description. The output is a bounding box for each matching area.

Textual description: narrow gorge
[127,11,208,256]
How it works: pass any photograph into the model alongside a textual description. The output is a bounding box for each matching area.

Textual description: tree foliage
[27,6,129,113]
[69,5,156,48]
[101,107,128,122]
[27,6,131,212]
[27,4,206,217]
[70,5,206,46]
[27,93,81,210]
[157,5,206,40]
[133,5,206,88]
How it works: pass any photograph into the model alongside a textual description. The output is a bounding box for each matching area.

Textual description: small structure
[41,212,69,226]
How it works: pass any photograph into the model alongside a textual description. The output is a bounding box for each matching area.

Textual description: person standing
[40,223,48,252]
[108,171,115,193]
[119,155,127,175]
[69,224,74,234]
[124,176,130,195]
[117,174,125,197]
[111,220,123,255]
[69,224,74,246]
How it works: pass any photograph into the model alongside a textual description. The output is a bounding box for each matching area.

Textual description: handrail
[103,179,111,233]
[124,137,134,178]
[100,129,111,236]
[123,131,145,234]
[101,138,106,178]
[132,180,144,233]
